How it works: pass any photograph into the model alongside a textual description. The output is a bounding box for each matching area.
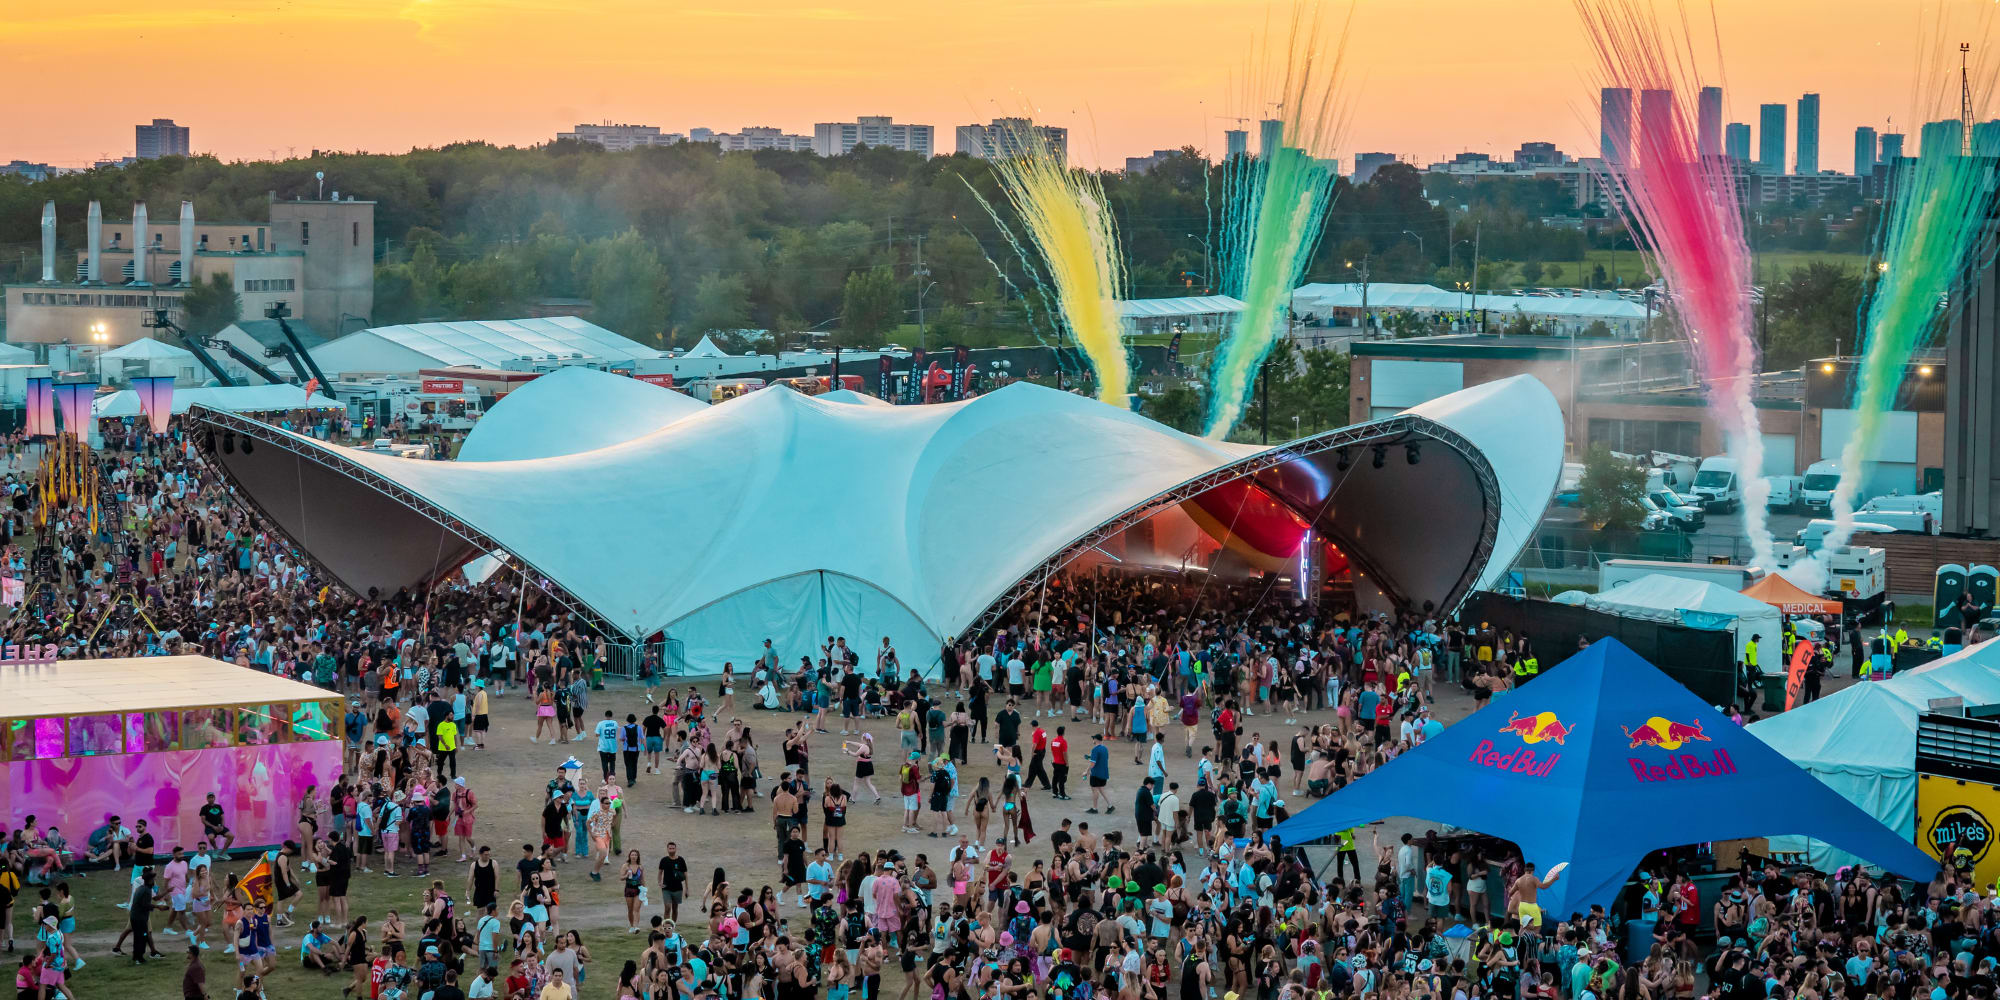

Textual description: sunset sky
[2,0,1989,172]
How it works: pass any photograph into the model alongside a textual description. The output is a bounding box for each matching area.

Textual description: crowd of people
[0,413,1961,1000]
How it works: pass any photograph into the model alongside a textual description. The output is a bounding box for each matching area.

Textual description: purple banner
[54,382,97,439]
[132,376,174,435]
[23,378,53,437]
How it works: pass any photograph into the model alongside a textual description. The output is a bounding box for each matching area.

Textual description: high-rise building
[556,123,684,150]
[1352,152,1399,183]
[1257,119,1284,158]
[1697,86,1723,158]
[1638,89,1673,164]
[1758,103,1787,174]
[1600,87,1634,166]
[1879,132,1906,162]
[1795,93,1821,174]
[703,127,813,152]
[1224,130,1249,158]
[1725,122,1752,161]
[134,118,189,160]
[955,118,1068,163]
[1921,119,1965,158]
[1976,120,2000,157]
[1512,141,1565,167]
[811,116,935,157]
[1853,126,1877,175]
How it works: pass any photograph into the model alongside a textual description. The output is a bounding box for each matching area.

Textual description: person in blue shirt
[594,710,621,783]
[1087,734,1113,814]
[300,919,338,972]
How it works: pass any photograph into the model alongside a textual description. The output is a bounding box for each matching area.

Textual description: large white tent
[96,337,200,385]
[1552,574,1783,671]
[1752,639,2000,869]
[308,317,663,376]
[192,375,1562,673]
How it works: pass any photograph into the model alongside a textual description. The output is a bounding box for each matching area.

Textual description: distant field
[1503,248,1867,288]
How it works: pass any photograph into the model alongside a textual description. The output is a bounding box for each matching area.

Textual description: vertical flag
[829,351,841,390]
[54,382,97,440]
[960,364,979,398]
[133,376,175,435]
[876,355,893,402]
[950,346,969,401]
[23,378,52,437]
[302,377,321,405]
[906,348,927,404]
[1783,639,1817,711]
[238,857,275,905]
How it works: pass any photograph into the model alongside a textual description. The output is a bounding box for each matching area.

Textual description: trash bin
[1759,673,1786,711]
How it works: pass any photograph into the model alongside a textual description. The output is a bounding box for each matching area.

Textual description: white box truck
[1598,558,1763,592]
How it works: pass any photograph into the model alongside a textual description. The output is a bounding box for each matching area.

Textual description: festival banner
[132,376,175,435]
[53,381,97,439]
[1916,772,2000,889]
[23,378,53,437]
[906,348,927,404]
[302,376,321,403]
[1783,640,1817,712]
[961,364,979,398]
[951,345,969,401]
[830,350,841,387]
[877,355,893,402]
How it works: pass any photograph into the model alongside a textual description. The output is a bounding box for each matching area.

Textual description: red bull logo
[1472,709,1568,777]
[1623,716,1735,782]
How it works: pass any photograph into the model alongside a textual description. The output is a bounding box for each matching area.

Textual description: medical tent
[1555,574,1784,673]
[1270,638,1937,918]
[1751,639,2000,869]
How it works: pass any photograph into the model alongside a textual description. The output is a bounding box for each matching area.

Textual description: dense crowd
[0,415,1959,1000]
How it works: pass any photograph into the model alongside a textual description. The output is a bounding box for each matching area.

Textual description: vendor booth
[1740,574,1845,617]
[1270,638,1935,920]
[0,656,342,857]
[1554,574,1782,673]
[1458,591,1738,706]
[1751,638,2000,871]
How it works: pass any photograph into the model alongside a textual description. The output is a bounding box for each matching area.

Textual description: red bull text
[1628,748,1736,782]
[1468,739,1561,777]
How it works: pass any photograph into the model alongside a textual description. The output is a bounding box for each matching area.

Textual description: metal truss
[962,414,1502,639]
[188,406,631,640]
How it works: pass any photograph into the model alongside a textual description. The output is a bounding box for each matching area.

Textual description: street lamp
[90,321,108,343]
[1400,230,1424,261]
[1186,233,1213,291]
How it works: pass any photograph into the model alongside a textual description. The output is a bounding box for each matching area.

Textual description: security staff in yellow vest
[1745,634,1761,674]
[1512,652,1540,680]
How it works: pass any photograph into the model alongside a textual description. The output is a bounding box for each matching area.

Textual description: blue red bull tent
[1269,638,1936,919]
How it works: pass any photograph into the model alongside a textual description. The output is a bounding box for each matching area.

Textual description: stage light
[242,437,254,454]
[222,433,235,455]
[1371,444,1386,469]
[1918,365,1933,377]
[1820,363,1835,373]
[1406,442,1421,465]
[1335,448,1351,472]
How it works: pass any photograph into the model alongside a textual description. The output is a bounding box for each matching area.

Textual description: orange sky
[0,0,1987,172]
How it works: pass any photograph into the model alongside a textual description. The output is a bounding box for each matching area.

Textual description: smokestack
[179,201,195,286]
[85,201,102,284]
[131,202,149,286]
[39,202,55,284]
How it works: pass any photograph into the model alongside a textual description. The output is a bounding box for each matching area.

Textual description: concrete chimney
[39,202,55,284]
[131,202,149,286]
[85,201,102,284]
[179,201,195,286]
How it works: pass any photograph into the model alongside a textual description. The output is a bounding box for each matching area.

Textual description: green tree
[1544,263,1564,285]
[1579,444,1647,531]
[441,255,528,319]
[841,267,900,343]
[1140,381,1204,434]
[1763,261,1863,370]
[688,273,751,334]
[1518,260,1544,286]
[583,231,670,345]
[179,272,239,337]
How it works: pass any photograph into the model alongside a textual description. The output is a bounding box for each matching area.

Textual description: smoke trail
[1576,0,1775,567]
[1204,2,1352,439]
[972,123,1131,405]
[1819,13,1998,560]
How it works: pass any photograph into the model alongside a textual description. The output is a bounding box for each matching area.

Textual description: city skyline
[0,0,1984,172]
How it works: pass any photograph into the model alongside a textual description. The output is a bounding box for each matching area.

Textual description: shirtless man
[1509,859,1563,933]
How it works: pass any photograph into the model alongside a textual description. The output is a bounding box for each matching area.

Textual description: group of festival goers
[0,416,1966,1000]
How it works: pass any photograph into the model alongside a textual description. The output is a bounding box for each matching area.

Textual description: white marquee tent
[308,317,663,376]
[193,375,1563,673]
[1752,639,2000,869]
[95,383,343,418]
[1552,574,1783,671]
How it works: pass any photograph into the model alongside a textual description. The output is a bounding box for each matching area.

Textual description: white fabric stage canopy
[193,375,1562,673]
[456,367,707,462]
[1752,639,2000,869]
[96,383,343,418]
[1553,574,1784,672]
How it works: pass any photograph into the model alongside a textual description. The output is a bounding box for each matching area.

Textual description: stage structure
[0,656,342,851]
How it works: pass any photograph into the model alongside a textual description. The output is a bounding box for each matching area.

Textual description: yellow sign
[1916,773,2000,887]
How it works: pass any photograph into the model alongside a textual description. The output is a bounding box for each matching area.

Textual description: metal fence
[602,638,689,681]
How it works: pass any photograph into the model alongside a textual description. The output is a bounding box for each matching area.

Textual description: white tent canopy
[193,376,1562,673]
[100,338,197,361]
[0,343,35,365]
[95,384,343,418]
[456,367,707,462]
[309,317,663,376]
[1752,639,2000,868]
[1552,574,1783,671]
[681,335,732,359]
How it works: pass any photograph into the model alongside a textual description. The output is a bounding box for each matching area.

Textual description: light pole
[1186,233,1213,292]
[1345,255,1371,334]
[1400,229,1425,262]
[915,280,937,351]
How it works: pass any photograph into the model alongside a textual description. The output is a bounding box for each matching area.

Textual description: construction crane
[1962,43,1976,158]
[266,301,331,388]
[141,309,235,387]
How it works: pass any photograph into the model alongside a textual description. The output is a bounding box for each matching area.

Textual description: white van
[1690,456,1742,512]
[1800,460,1841,513]
[1765,475,1801,512]
[1644,486,1705,530]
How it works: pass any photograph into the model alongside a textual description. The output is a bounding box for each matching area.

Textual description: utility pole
[1469,221,1483,332]
[913,234,931,350]
[1260,356,1271,444]
[1963,43,1976,157]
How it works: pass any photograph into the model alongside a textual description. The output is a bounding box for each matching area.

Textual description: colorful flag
[302,377,320,404]
[876,355,892,402]
[950,345,969,401]
[238,857,275,905]
[132,376,174,435]
[1784,640,1817,712]
[906,348,926,404]
[23,378,53,437]
[53,382,97,440]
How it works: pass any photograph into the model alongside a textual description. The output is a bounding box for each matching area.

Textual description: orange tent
[1741,574,1844,616]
